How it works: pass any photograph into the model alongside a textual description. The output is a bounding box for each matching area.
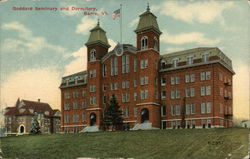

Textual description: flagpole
[120,4,122,44]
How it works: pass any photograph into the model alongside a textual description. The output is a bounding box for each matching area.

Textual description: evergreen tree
[30,115,41,134]
[103,95,123,131]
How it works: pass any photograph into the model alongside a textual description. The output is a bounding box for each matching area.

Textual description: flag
[112,8,120,19]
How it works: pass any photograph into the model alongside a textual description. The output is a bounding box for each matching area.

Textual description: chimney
[38,99,41,102]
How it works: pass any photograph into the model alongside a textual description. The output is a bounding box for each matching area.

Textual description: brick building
[4,98,61,135]
[60,6,234,132]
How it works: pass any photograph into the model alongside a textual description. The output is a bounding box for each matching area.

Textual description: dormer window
[186,55,194,65]
[161,59,166,69]
[202,53,209,62]
[141,36,148,50]
[90,49,96,61]
[172,58,179,68]
[154,37,158,51]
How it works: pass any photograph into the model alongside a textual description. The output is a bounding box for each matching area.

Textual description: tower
[134,4,162,128]
[85,20,110,127]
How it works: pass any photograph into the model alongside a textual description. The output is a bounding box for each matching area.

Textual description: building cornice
[136,102,160,106]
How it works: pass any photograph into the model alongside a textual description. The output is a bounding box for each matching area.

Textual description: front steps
[132,122,158,130]
[80,126,99,133]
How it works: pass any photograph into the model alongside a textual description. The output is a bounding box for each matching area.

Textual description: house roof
[4,99,60,117]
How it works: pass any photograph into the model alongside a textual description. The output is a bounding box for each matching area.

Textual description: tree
[30,115,41,134]
[103,95,123,131]
[181,97,186,129]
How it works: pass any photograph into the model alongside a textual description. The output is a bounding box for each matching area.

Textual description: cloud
[153,1,233,24]
[129,18,139,28]
[2,21,65,53]
[0,67,61,111]
[63,39,117,76]
[161,30,220,45]
[76,16,97,35]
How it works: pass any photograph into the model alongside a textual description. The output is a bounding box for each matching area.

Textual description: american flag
[112,8,120,19]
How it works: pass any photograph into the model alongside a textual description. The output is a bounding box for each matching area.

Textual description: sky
[0,0,249,123]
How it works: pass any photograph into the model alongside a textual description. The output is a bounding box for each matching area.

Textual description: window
[140,77,149,85]
[185,88,190,97]
[122,93,130,103]
[161,77,166,86]
[172,58,179,68]
[89,85,96,92]
[122,55,130,73]
[186,56,194,65]
[202,53,209,62]
[134,58,137,72]
[155,89,158,99]
[190,104,195,114]
[90,96,96,105]
[171,77,175,85]
[206,86,211,95]
[122,81,130,89]
[73,102,78,109]
[134,80,137,87]
[64,114,70,123]
[201,86,205,96]
[201,103,206,114]
[102,64,107,77]
[171,90,175,99]
[190,88,195,97]
[111,57,118,76]
[134,92,137,101]
[123,107,129,117]
[186,104,190,115]
[82,90,86,97]
[141,36,148,50]
[175,89,180,99]
[161,105,166,116]
[102,84,107,91]
[89,70,96,78]
[64,103,70,110]
[64,92,70,99]
[200,72,205,81]
[82,100,87,108]
[140,90,148,99]
[206,71,211,80]
[175,76,180,84]
[206,102,211,113]
[73,113,79,123]
[176,105,180,115]
[134,108,137,117]
[73,91,79,98]
[154,37,158,51]
[185,74,190,83]
[161,90,166,99]
[140,59,148,69]
[190,74,195,82]
[110,82,118,90]
[90,49,96,61]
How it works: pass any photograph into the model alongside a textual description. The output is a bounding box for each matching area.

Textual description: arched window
[90,49,96,61]
[141,36,148,50]
[154,37,158,51]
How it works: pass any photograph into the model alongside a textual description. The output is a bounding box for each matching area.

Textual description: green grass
[0,128,249,159]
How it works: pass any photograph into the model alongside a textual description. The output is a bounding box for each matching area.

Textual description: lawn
[0,128,249,159]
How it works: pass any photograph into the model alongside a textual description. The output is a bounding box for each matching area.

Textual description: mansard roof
[85,21,110,48]
[60,71,87,89]
[160,47,234,74]
[135,6,162,35]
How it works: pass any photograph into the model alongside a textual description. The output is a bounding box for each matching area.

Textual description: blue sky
[0,0,249,120]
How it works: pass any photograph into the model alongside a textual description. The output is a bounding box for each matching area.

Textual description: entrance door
[20,125,24,133]
[90,113,96,126]
[141,108,149,123]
